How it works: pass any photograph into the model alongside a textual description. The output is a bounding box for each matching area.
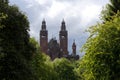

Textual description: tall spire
[41,19,46,30]
[61,19,66,31]
[40,19,48,54]
[59,19,68,55]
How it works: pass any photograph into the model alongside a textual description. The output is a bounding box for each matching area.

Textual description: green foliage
[53,58,79,80]
[80,14,120,80]
[0,1,36,80]
[101,0,120,21]
[32,53,58,80]
[0,0,9,4]
[0,13,7,59]
[30,37,57,80]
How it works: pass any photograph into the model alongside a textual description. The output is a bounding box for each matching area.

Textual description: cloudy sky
[9,0,109,56]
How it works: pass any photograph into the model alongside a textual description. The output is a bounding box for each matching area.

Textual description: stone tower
[72,40,76,55]
[40,19,48,54]
[59,20,68,56]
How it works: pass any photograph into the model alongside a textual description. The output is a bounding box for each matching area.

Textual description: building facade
[40,19,79,60]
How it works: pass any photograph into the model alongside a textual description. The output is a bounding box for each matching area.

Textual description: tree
[32,53,58,80]
[79,13,120,80]
[101,0,120,21]
[0,12,7,76]
[0,13,7,28]
[53,58,79,80]
[30,37,57,80]
[0,0,35,80]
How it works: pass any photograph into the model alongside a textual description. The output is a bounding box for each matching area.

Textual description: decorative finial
[61,18,66,30]
[62,18,65,24]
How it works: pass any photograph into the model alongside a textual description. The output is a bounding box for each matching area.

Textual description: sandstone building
[40,19,79,60]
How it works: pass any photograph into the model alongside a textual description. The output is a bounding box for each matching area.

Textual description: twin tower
[40,19,77,60]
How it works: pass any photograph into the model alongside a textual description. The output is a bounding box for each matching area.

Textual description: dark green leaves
[80,13,120,80]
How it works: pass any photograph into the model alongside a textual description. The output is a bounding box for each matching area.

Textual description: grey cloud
[56,0,80,2]
[9,0,109,57]
[56,0,109,6]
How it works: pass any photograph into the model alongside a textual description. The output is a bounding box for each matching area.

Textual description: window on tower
[61,36,65,39]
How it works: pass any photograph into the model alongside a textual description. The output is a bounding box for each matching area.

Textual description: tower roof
[41,19,46,30]
[61,19,66,31]
[42,19,46,24]
[72,40,76,47]
[62,19,65,24]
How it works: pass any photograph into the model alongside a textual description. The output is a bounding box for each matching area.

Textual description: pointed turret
[72,40,76,55]
[61,19,66,31]
[41,19,46,30]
